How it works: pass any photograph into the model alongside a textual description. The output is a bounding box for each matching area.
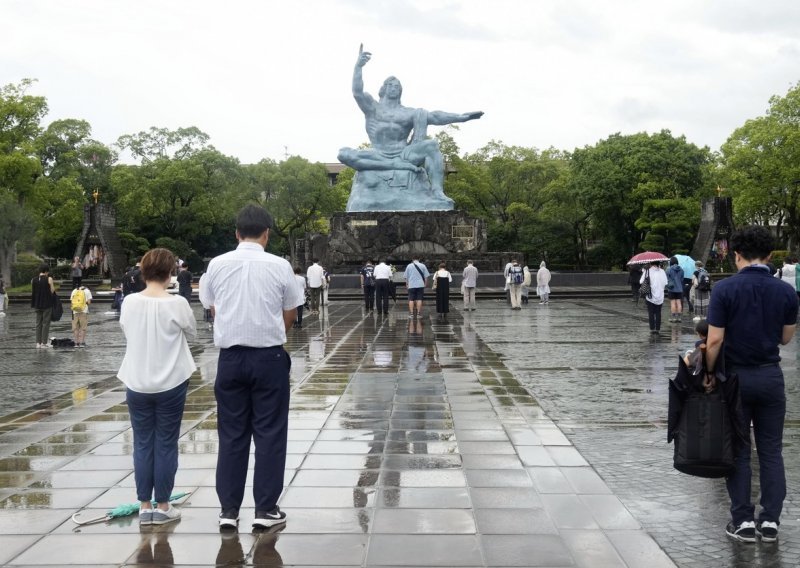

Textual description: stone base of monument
[303,211,520,273]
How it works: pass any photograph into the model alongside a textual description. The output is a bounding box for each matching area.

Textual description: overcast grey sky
[2,0,799,164]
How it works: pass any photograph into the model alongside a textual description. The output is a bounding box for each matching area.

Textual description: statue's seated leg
[339,147,421,173]
[405,140,444,193]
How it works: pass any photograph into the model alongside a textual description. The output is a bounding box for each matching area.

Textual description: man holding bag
[705,226,797,543]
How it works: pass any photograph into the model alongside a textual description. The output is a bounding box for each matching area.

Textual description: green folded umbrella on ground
[71,491,191,526]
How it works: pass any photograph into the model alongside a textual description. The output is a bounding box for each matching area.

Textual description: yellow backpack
[71,288,87,312]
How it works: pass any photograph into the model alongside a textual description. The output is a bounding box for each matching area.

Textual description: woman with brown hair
[118,248,196,525]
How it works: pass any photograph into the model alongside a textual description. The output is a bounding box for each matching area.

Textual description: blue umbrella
[673,254,696,277]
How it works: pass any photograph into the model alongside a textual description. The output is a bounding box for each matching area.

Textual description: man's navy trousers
[215,345,290,513]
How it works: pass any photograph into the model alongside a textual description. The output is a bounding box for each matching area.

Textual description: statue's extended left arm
[427,110,484,126]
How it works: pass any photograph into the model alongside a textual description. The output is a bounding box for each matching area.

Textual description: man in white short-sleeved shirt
[199,205,303,531]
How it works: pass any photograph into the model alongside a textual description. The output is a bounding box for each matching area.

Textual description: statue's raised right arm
[352,44,375,114]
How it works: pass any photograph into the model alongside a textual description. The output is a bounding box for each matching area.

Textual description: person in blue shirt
[403,257,429,319]
[665,257,685,323]
[705,226,798,544]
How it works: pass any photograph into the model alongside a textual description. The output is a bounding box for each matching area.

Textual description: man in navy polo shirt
[705,226,797,544]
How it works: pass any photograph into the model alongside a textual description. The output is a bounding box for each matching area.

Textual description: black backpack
[696,269,711,292]
[51,292,64,322]
[510,265,524,285]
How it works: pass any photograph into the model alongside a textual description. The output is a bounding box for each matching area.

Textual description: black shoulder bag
[638,268,652,299]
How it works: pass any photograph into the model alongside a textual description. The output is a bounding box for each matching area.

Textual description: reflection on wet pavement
[0,300,759,566]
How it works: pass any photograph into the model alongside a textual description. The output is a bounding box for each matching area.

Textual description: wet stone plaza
[0,298,798,567]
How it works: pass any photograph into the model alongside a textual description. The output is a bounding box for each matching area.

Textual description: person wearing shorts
[70,286,93,348]
[403,257,429,319]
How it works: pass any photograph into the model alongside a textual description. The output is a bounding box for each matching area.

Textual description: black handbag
[673,389,734,478]
[669,353,742,479]
[51,292,64,322]
[638,269,651,299]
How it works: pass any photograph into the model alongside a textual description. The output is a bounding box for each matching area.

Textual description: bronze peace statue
[338,44,483,212]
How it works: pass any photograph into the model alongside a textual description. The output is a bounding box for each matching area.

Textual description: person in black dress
[434,262,452,319]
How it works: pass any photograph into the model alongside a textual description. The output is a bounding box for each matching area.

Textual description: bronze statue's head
[379,76,403,101]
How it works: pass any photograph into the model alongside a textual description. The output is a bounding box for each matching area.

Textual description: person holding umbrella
[640,260,668,334]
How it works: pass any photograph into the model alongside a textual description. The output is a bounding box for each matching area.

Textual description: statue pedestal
[304,211,516,273]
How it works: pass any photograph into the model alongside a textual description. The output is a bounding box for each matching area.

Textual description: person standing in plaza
[536,261,551,304]
[503,259,513,305]
[0,275,7,317]
[69,285,92,348]
[70,256,84,289]
[177,262,193,303]
[118,248,196,526]
[199,205,302,530]
[462,260,478,311]
[123,260,146,298]
[628,264,643,304]
[359,259,376,312]
[322,267,331,307]
[293,267,307,328]
[690,260,712,321]
[666,256,685,322]
[508,259,525,310]
[705,226,797,544]
[404,256,429,319]
[306,259,325,313]
[31,264,55,348]
[433,262,452,318]
[373,259,392,314]
[640,261,667,334]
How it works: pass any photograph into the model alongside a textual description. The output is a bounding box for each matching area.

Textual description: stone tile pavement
[0,297,793,566]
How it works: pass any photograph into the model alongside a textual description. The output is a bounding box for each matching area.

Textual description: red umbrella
[627,251,669,265]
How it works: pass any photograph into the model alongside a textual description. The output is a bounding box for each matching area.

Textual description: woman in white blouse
[433,262,453,318]
[118,248,196,526]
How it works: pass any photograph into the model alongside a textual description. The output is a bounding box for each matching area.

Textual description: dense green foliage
[2,79,799,278]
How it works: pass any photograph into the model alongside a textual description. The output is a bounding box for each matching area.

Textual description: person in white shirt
[293,267,307,328]
[118,248,196,526]
[306,259,325,313]
[640,261,668,334]
[373,259,392,314]
[199,205,303,531]
[69,285,93,347]
[462,260,478,311]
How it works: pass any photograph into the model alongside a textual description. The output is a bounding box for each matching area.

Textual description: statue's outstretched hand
[465,111,484,121]
[357,43,372,67]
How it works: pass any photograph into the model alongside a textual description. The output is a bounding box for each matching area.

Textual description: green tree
[0,79,47,283]
[31,119,116,258]
[720,82,800,248]
[444,140,573,262]
[113,129,247,259]
[247,156,346,263]
[635,198,696,254]
[570,130,711,264]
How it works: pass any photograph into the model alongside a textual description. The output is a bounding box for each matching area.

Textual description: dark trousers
[127,380,189,502]
[683,279,694,312]
[375,280,390,313]
[363,285,375,310]
[646,301,661,331]
[726,365,786,525]
[389,281,397,302]
[179,288,191,303]
[296,304,303,326]
[309,287,321,311]
[35,308,52,344]
[215,346,290,512]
